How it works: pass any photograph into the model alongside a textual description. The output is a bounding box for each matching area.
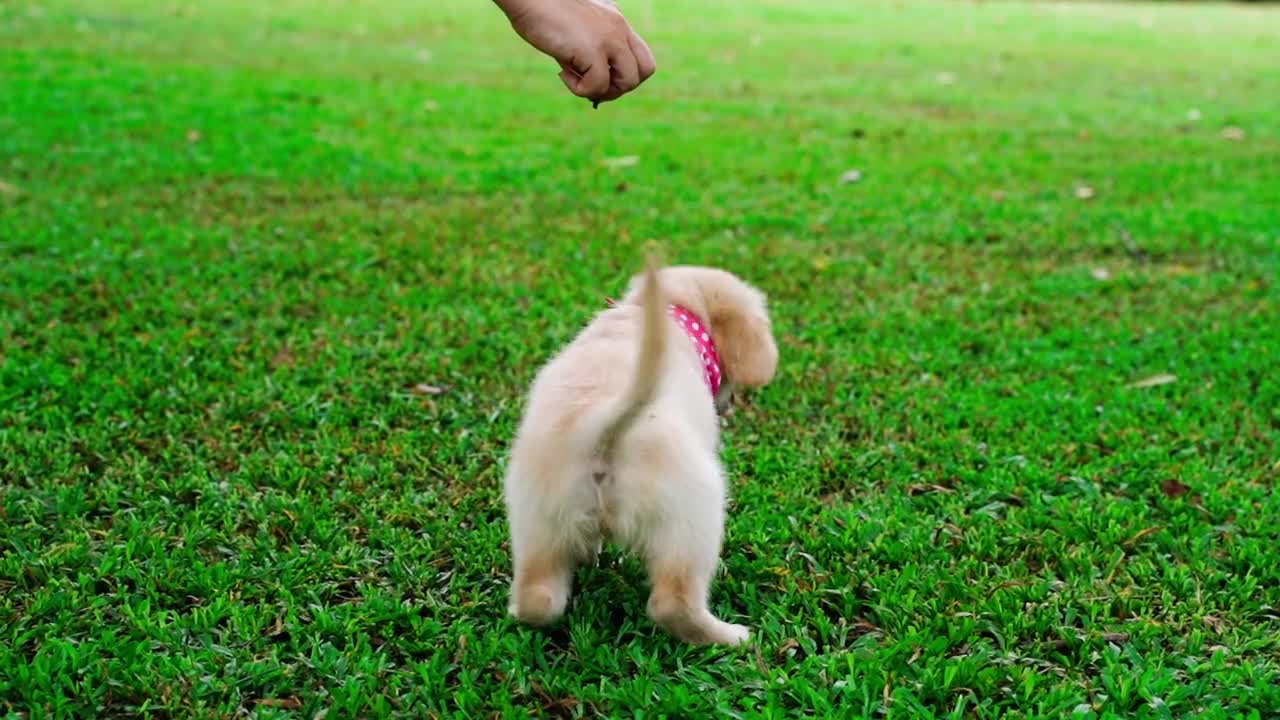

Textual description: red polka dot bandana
[604,298,723,398]
[667,305,722,396]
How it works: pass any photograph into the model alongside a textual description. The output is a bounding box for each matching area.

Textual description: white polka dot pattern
[668,304,723,397]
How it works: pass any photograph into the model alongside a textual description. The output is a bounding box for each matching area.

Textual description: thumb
[558,55,611,100]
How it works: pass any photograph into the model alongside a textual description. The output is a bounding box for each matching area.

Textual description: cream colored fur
[503,261,778,646]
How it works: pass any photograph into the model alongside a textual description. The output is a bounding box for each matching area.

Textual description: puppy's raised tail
[596,254,666,463]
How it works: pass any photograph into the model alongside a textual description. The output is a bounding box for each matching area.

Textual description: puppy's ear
[702,274,778,387]
[714,305,778,387]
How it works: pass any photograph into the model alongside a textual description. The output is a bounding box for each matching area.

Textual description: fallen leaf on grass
[270,346,295,369]
[1128,373,1176,389]
[1221,126,1246,141]
[602,155,639,169]
[254,697,302,709]
[408,383,446,395]
[839,169,863,184]
[1202,615,1225,633]
[931,522,964,546]
[529,682,579,714]
[1125,525,1164,546]
[1160,479,1191,498]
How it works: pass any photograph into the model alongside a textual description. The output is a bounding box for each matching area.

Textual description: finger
[593,86,625,104]
[558,61,584,94]
[559,66,613,104]
[629,33,657,82]
[607,42,641,94]
[562,53,611,100]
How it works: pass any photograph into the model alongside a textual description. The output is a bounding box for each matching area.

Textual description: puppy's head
[623,265,779,388]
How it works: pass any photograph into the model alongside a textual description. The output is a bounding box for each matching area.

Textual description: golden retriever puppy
[503,258,778,645]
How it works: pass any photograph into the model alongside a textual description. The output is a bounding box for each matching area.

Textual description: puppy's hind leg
[641,454,749,646]
[508,526,575,626]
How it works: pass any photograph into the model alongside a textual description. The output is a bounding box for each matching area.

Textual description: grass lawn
[3,0,1280,716]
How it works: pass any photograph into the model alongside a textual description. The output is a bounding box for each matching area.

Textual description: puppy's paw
[718,622,751,647]
[508,583,567,626]
[696,618,751,646]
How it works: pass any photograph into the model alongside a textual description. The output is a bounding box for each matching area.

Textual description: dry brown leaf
[1129,373,1176,389]
[602,155,639,169]
[270,346,295,369]
[1125,526,1164,546]
[776,638,800,659]
[1160,479,1191,498]
[1202,615,1225,633]
[907,483,953,496]
[254,697,302,709]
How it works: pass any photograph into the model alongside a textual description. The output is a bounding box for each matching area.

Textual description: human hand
[495,0,656,105]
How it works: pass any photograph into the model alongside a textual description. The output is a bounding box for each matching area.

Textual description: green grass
[2,0,1279,716]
